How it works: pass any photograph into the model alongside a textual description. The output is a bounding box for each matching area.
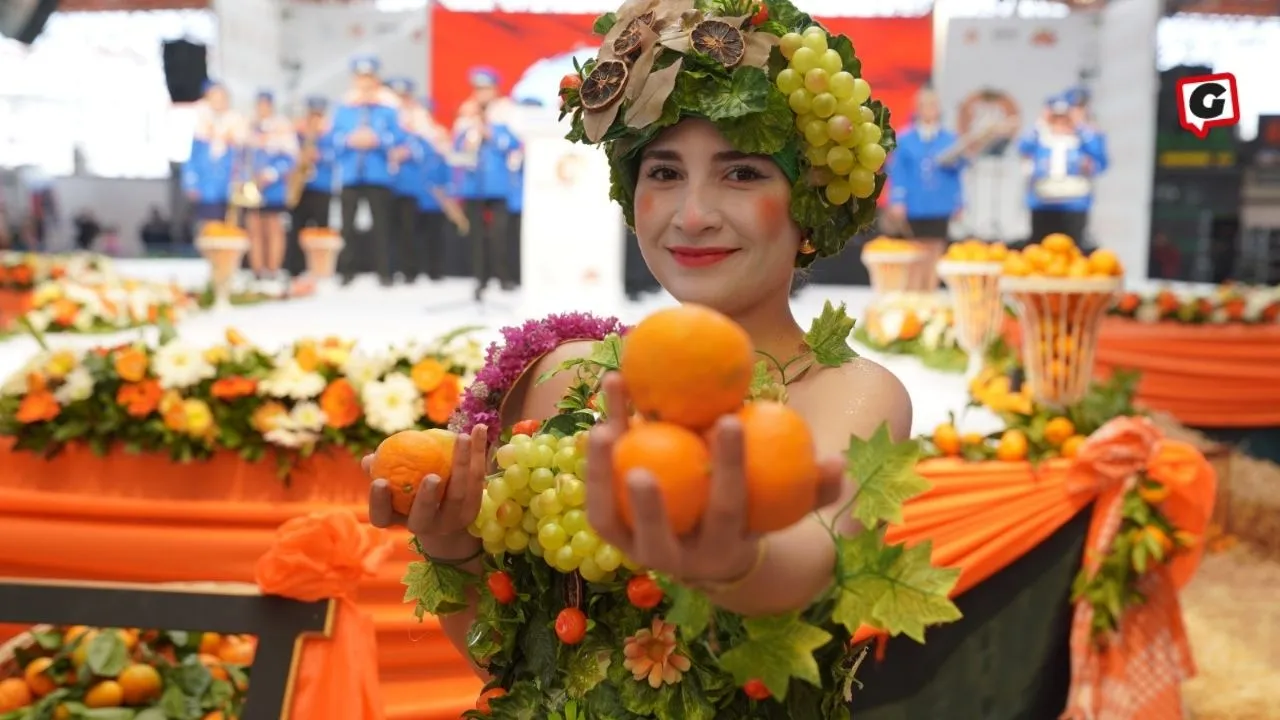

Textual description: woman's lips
[668,247,739,268]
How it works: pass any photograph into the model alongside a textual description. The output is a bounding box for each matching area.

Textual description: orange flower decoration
[251,401,288,433]
[254,509,394,602]
[1069,416,1162,493]
[319,379,361,429]
[113,347,149,382]
[622,618,690,689]
[1145,440,1208,490]
[117,380,162,418]
[211,376,257,400]
[410,359,446,393]
[425,373,462,425]
[295,342,320,372]
[16,391,59,424]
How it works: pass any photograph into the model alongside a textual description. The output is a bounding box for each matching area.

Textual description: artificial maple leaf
[661,582,713,638]
[717,613,833,700]
[741,29,779,68]
[402,560,471,618]
[803,300,858,367]
[832,531,962,643]
[626,59,683,129]
[846,423,931,529]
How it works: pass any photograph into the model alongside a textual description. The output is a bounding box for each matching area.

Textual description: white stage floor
[0,259,1006,437]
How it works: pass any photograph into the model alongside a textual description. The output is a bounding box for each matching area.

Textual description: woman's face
[633,119,800,316]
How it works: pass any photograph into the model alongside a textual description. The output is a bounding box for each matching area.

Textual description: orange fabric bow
[255,509,395,720]
[1062,417,1215,720]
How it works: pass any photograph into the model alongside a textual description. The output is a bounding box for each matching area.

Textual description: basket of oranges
[936,239,1011,378]
[861,237,926,297]
[298,228,345,280]
[195,224,250,312]
[999,234,1123,407]
[0,623,253,719]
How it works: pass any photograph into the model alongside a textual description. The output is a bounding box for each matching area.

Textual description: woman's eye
[645,166,680,181]
[726,166,765,182]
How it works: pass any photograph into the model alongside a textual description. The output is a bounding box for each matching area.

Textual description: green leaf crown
[559,0,895,268]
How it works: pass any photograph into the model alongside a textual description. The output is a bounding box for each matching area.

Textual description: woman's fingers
[406,475,444,533]
[601,373,630,433]
[699,416,749,543]
[368,479,404,528]
[458,424,489,527]
[815,457,847,509]
[625,470,682,572]
[585,424,628,549]
[361,453,374,478]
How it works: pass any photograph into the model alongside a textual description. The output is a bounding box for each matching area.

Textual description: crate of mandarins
[0,623,253,720]
[999,233,1124,407]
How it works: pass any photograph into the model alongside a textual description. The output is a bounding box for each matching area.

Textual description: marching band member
[386,77,427,284]
[452,66,519,301]
[885,86,968,290]
[415,97,462,282]
[1019,95,1107,248]
[332,55,405,287]
[245,91,299,282]
[285,96,337,276]
[183,80,242,235]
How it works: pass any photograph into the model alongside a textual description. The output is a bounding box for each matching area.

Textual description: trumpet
[229,131,264,212]
[287,130,317,209]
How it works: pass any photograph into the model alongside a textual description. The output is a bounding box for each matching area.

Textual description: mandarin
[611,422,712,535]
[84,680,124,708]
[0,678,32,712]
[737,402,819,533]
[371,429,458,515]
[118,663,163,705]
[932,423,961,457]
[996,430,1029,462]
[620,304,755,431]
[23,658,57,697]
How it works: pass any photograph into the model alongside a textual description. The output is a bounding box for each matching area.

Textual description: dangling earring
[799,237,817,255]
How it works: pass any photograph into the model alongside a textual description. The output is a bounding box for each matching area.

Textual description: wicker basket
[937,260,1005,378]
[863,249,926,297]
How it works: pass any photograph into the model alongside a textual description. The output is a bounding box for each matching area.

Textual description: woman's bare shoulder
[499,339,599,427]
[809,356,914,442]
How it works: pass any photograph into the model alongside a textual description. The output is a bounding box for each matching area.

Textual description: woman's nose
[673,185,722,235]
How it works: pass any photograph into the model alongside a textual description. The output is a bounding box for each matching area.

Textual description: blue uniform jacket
[886,126,966,220]
[416,141,451,213]
[331,101,405,189]
[507,157,525,214]
[1019,128,1108,212]
[392,131,426,199]
[450,123,518,200]
[183,139,234,205]
[302,130,338,194]
[250,146,296,208]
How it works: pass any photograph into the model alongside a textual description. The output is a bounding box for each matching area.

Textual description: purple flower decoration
[456,313,628,446]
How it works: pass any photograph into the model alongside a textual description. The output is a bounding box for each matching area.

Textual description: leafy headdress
[559,0,894,267]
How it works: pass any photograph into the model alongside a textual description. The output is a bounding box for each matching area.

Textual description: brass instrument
[936,115,1020,166]
[288,129,317,209]
[229,126,264,213]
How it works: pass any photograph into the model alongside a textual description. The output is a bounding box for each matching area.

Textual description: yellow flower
[319,345,350,368]
[203,346,230,365]
[622,618,691,689]
[45,350,78,380]
[183,398,214,437]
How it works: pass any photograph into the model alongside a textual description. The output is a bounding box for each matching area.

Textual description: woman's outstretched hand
[366,424,489,556]
[585,373,845,588]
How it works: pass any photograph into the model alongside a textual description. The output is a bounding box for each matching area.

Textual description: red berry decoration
[625,575,665,609]
[558,74,582,93]
[743,678,771,700]
[486,571,517,605]
[511,419,541,436]
[476,687,507,714]
[555,607,588,645]
[750,4,769,26]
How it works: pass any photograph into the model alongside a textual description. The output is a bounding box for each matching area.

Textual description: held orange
[612,422,712,536]
[737,402,819,533]
[371,429,458,515]
[0,678,32,712]
[620,304,755,431]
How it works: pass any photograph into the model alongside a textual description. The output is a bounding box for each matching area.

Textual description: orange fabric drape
[254,509,395,720]
[1094,319,1280,427]
[0,289,32,324]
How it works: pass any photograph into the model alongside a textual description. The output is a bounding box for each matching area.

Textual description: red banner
[429,6,933,133]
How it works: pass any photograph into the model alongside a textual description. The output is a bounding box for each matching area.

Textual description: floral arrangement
[1111,284,1280,325]
[0,625,252,719]
[853,292,967,372]
[559,0,894,266]
[0,326,485,470]
[0,252,113,292]
[924,362,1140,464]
[406,305,961,719]
[20,278,192,335]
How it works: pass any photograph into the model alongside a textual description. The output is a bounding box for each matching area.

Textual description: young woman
[244,91,298,282]
[367,1,1085,716]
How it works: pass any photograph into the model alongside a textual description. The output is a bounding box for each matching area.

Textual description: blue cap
[1063,86,1090,107]
[305,96,328,113]
[350,55,380,75]
[256,90,275,103]
[518,97,544,107]
[469,66,499,88]
[1046,95,1070,115]
[420,97,436,112]
[386,77,414,94]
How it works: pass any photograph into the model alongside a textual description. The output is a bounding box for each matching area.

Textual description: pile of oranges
[617,305,821,534]
[942,239,1009,264]
[929,414,1086,464]
[1002,234,1122,279]
[0,626,253,719]
[197,222,247,239]
[863,237,919,255]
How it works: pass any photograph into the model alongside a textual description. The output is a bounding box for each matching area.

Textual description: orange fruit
[198,654,229,681]
[116,628,138,652]
[1143,526,1174,556]
[70,630,98,667]
[24,657,58,697]
[988,243,1009,261]
[63,625,91,646]
[995,430,1028,462]
[203,713,226,720]
[932,423,961,457]
[0,677,32,712]
[84,680,124,708]
[1138,482,1171,504]
[198,632,222,654]
[1060,434,1086,459]
[611,422,712,535]
[53,705,71,720]
[1088,249,1121,276]
[1002,253,1030,277]
[1041,233,1075,254]
[620,304,755,431]
[1044,417,1076,448]
[961,432,985,447]
[218,637,256,665]
[476,687,507,714]
[118,663,163,705]
[371,429,458,515]
[737,402,819,533]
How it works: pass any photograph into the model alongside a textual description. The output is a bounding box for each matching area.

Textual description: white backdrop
[938,15,1094,244]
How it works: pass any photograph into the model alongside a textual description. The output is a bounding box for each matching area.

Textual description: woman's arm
[703,361,914,617]
[425,340,599,678]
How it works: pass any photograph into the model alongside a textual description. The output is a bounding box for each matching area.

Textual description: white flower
[287,401,328,432]
[920,318,946,351]
[873,308,905,344]
[25,309,51,332]
[54,367,95,404]
[446,339,485,372]
[342,350,395,391]
[361,372,423,434]
[259,360,327,400]
[153,341,216,389]
[1243,292,1270,322]
[1209,307,1229,324]
[1135,303,1161,324]
[264,427,319,449]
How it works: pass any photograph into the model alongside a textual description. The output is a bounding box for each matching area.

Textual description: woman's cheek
[635,189,656,219]
[752,193,791,241]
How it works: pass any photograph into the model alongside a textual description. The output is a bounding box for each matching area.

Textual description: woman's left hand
[584,373,845,587]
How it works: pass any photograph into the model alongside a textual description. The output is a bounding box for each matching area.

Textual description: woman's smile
[667,246,741,268]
